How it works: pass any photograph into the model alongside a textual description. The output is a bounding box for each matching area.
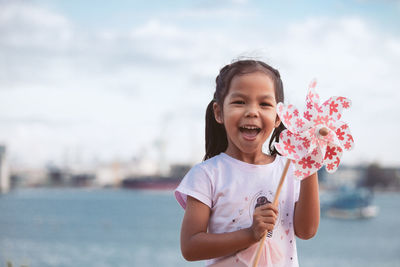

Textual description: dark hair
[203,59,286,161]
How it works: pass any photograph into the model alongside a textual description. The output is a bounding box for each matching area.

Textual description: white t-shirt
[175,153,301,267]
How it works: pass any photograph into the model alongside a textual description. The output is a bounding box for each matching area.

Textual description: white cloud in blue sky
[0,0,399,168]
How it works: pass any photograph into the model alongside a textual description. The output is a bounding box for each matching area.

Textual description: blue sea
[0,188,399,267]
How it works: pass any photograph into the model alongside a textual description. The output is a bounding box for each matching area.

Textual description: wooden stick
[252,159,291,267]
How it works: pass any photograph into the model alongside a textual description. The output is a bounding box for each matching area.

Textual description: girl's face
[214,71,280,161]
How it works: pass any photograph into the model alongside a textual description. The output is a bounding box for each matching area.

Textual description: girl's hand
[250,203,278,241]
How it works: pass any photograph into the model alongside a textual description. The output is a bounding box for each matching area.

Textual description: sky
[0,0,399,169]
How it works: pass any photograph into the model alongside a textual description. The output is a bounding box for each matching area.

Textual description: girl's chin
[239,139,264,151]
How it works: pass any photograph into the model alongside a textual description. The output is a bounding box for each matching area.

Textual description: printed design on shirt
[231,208,246,226]
[279,207,293,241]
[230,197,251,229]
[248,190,281,234]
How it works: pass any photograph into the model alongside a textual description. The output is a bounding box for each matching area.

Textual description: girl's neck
[224,148,275,165]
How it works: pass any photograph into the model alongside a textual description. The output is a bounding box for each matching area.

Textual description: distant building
[319,165,365,189]
[169,163,192,178]
[95,163,122,187]
[0,145,10,193]
[361,163,400,190]
[94,159,158,187]
[11,167,47,187]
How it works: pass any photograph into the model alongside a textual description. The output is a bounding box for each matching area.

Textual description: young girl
[175,60,320,267]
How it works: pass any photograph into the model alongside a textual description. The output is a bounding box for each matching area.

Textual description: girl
[175,60,320,267]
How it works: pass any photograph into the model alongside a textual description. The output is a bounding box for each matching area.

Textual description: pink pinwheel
[274,80,354,179]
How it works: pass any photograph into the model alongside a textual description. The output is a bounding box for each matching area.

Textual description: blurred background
[0,0,399,266]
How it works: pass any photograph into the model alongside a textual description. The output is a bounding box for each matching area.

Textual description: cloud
[0,1,74,89]
[266,16,400,166]
[0,1,73,49]
[0,1,399,167]
[276,16,400,112]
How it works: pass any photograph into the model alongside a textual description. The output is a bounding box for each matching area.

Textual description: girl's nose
[245,104,258,117]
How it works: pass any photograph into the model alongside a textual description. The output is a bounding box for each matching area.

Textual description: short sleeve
[174,164,213,209]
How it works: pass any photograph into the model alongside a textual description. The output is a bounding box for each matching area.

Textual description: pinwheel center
[318,127,329,137]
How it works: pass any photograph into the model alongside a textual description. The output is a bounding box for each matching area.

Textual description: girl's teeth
[242,126,259,129]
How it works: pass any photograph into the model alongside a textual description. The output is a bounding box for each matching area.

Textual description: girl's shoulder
[192,153,226,175]
[196,153,227,167]
[187,153,241,179]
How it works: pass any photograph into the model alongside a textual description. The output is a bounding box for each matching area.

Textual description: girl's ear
[274,115,281,128]
[213,102,223,124]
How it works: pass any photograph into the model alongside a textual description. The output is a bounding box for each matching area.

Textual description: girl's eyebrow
[230,92,246,98]
[259,95,275,100]
[230,93,275,99]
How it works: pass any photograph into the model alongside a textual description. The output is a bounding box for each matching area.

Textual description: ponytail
[268,123,286,156]
[204,100,228,161]
[267,69,285,157]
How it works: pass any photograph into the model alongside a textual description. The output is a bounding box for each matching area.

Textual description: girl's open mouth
[239,125,261,140]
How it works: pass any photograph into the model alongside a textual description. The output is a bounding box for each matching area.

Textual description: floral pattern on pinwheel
[274,80,354,180]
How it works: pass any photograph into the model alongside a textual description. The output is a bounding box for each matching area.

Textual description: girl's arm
[293,172,320,240]
[180,196,278,261]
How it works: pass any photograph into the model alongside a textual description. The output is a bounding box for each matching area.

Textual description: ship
[121,176,181,190]
[321,187,379,219]
[121,163,189,190]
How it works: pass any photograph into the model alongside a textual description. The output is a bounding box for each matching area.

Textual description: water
[0,188,399,267]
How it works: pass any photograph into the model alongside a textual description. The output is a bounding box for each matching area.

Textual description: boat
[121,163,189,190]
[321,187,379,219]
[121,176,181,190]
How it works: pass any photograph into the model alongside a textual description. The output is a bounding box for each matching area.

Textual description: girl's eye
[232,100,245,104]
[260,102,272,107]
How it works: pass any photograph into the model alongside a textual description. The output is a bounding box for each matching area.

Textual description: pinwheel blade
[275,130,309,160]
[293,147,324,180]
[334,121,355,151]
[323,145,343,173]
[277,103,310,133]
[321,96,352,121]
